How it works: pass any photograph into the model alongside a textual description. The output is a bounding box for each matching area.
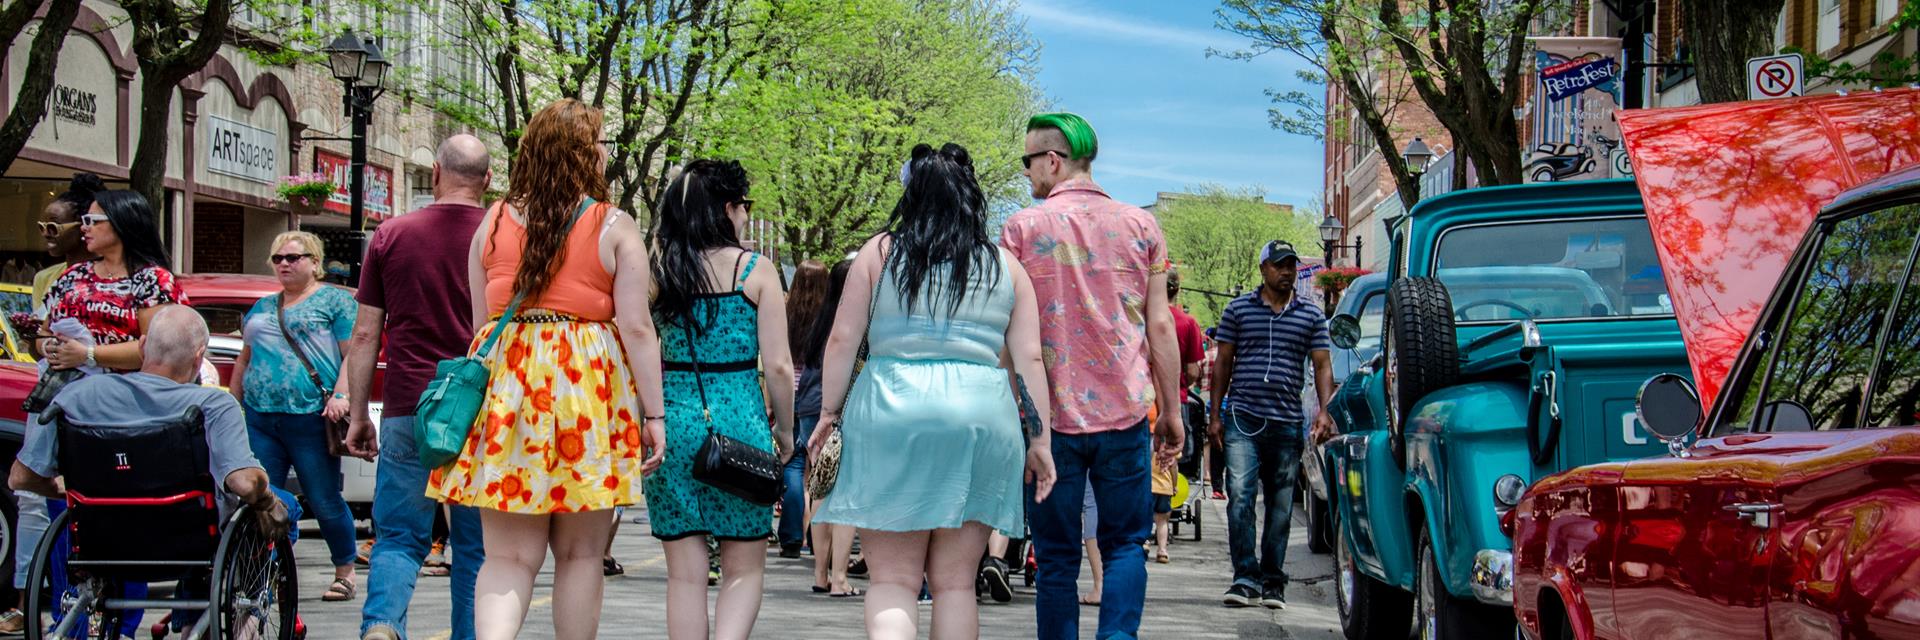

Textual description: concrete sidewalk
[286,494,1340,638]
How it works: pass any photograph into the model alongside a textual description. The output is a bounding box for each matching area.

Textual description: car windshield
[1432,217,1672,322]
[194,304,251,337]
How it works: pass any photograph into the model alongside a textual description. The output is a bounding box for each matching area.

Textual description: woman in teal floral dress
[643,159,795,640]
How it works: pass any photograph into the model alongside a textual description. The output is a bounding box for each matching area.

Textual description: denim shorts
[1153,494,1172,515]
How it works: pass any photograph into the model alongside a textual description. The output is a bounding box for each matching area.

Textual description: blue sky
[1013,0,1323,209]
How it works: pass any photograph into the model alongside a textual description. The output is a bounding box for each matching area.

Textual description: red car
[1510,89,1920,639]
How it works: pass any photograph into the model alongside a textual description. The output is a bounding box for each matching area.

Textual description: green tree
[1218,0,1572,197]
[1155,186,1320,325]
[697,0,1040,263]
[1680,0,1788,103]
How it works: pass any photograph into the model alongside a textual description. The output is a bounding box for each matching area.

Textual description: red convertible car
[1510,89,1920,639]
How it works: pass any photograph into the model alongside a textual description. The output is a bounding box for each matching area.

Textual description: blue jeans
[778,416,819,547]
[1030,419,1153,640]
[246,409,358,567]
[361,416,484,640]
[1223,411,1304,592]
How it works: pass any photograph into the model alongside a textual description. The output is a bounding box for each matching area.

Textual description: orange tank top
[483,201,616,321]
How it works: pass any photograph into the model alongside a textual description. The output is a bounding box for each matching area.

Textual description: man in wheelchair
[9,305,293,638]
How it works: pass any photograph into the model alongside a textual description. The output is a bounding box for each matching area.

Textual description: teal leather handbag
[414,198,596,468]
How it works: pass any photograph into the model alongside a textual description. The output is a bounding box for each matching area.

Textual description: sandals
[1156,552,1171,564]
[603,558,625,577]
[829,588,863,598]
[811,585,831,594]
[322,577,357,602]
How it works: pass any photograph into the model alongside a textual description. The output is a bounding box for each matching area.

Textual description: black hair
[90,190,170,273]
[651,159,750,331]
[50,173,105,221]
[883,143,1000,315]
[799,260,853,369]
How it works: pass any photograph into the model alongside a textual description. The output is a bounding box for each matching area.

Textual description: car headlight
[1493,474,1526,508]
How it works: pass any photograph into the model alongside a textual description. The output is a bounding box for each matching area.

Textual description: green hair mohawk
[1026,112,1098,162]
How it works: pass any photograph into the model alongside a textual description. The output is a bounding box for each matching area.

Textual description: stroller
[1166,389,1207,541]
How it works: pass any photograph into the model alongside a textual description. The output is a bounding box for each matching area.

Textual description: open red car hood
[1619,88,1920,409]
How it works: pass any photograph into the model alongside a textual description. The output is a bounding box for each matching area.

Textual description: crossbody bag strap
[681,322,715,435]
[473,197,598,360]
[276,291,327,392]
[830,237,888,419]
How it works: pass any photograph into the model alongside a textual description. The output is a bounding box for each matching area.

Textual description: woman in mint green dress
[809,143,1057,640]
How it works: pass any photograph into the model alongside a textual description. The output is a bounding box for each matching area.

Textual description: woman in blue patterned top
[229,230,361,602]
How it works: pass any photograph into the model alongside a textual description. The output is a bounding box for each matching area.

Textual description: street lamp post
[1317,213,1363,268]
[1402,136,1434,205]
[321,32,389,286]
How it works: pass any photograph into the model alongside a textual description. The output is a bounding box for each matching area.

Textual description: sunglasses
[80,213,108,226]
[270,253,314,265]
[1020,149,1066,169]
[736,198,755,214]
[36,220,79,234]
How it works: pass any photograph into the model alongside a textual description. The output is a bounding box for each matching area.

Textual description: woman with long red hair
[427,99,668,639]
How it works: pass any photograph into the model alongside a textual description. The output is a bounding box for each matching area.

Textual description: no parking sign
[1747,53,1803,100]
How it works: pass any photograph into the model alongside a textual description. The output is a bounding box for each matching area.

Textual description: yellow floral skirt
[427,313,645,513]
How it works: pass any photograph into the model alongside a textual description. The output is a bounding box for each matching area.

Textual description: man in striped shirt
[1207,240,1334,610]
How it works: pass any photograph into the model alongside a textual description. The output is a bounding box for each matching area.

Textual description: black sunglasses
[735,198,755,214]
[270,253,314,265]
[1021,149,1066,169]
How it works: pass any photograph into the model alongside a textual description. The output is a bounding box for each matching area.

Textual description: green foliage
[1155,186,1321,325]
[695,0,1042,264]
[1786,0,1920,87]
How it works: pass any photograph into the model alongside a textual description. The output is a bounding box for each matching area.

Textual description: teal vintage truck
[1319,178,1686,640]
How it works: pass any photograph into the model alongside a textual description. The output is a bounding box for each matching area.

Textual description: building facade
[0,0,493,284]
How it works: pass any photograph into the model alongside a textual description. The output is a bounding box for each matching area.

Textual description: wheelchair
[25,405,298,640]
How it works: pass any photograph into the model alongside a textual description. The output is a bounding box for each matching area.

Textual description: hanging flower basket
[278,172,336,215]
[1313,266,1372,293]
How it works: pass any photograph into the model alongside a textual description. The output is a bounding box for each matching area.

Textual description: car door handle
[1724,502,1783,528]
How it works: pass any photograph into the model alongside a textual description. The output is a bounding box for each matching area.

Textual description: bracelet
[84,344,95,369]
[332,392,348,401]
[643,414,666,422]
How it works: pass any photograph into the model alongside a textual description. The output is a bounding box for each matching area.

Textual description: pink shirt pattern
[1000,179,1168,435]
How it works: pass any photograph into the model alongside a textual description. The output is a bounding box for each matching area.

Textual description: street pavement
[281,493,1340,639]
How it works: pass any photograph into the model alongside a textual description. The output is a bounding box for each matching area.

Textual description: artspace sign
[205,114,279,184]
[1540,54,1619,102]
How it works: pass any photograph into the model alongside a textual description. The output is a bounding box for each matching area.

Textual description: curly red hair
[502,99,611,301]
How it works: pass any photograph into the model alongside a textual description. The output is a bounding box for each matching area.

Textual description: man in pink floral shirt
[1000,112,1185,640]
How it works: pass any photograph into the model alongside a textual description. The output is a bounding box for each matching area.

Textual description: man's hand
[345,413,379,461]
[1311,410,1336,444]
[1154,409,1185,468]
[252,497,292,542]
[1025,444,1056,503]
[1208,416,1225,450]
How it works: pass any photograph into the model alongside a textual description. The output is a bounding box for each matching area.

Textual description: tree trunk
[1683,0,1788,103]
[128,71,175,213]
[0,0,82,176]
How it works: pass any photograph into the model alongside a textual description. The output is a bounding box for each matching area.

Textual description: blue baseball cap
[1260,240,1300,266]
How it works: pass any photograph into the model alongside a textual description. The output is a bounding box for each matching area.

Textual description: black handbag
[682,322,783,506]
[23,367,82,414]
[276,292,351,457]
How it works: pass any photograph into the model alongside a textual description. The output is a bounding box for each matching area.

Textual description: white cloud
[1016,1,1241,53]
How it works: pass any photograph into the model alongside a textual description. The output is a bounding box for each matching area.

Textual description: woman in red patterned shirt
[37,190,187,372]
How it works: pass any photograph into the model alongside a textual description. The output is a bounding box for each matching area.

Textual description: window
[1725,204,1920,433]
[193,305,252,338]
[1431,217,1672,322]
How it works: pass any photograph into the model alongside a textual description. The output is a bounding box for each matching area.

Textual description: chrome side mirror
[1330,313,1361,350]
[1636,373,1702,457]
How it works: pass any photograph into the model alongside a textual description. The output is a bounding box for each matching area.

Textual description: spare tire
[1383,277,1459,467]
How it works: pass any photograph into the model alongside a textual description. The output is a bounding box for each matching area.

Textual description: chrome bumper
[1470,549,1514,605]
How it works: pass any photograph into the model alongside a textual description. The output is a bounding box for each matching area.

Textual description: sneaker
[361,625,400,640]
[356,540,374,566]
[1260,587,1287,610]
[978,559,1013,603]
[1212,490,1226,500]
[779,543,803,559]
[1223,584,1260,608]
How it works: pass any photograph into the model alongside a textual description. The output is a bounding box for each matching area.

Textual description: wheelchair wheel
[212,511,297,640]
[26,508,120,640]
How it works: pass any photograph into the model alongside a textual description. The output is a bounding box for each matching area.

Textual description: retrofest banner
[1525,37,1626,183]
[315,148,394,221]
